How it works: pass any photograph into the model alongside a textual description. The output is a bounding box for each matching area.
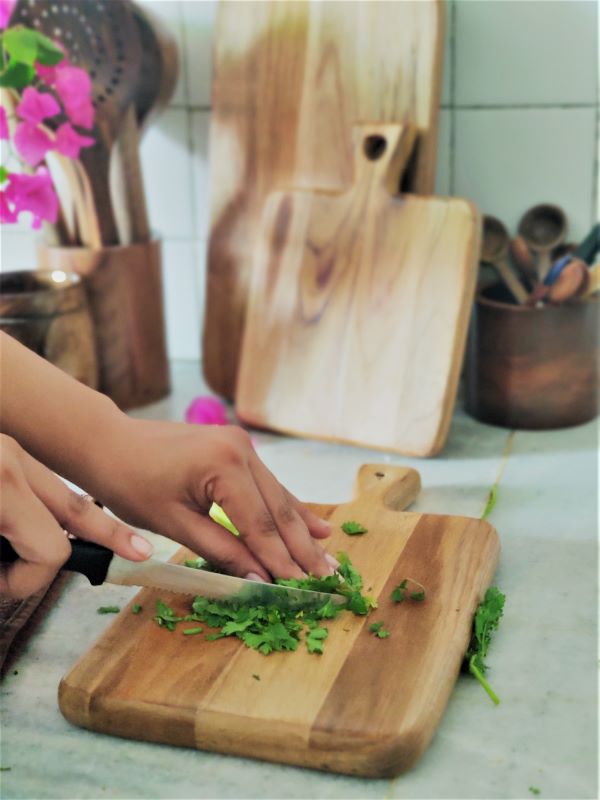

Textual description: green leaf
[0,61,35,90]
[391,586,405,603]
[369,621,390,638]
[341,520,368,535]
[33,32,64,66]
[410,591,425,602]
[528,788,541,796]
[131,604,142,614]
[182,627,203,635]
[464,586,505,704]
[0,166,8,184]
[3,27,40,65]
[481,484,498,520]
[306,626,328,654]
[97,606,120,615]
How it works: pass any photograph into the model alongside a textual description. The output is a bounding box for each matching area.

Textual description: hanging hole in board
[363,135,387,161]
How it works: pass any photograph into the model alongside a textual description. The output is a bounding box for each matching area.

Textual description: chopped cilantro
[369,621,390,638]
[464,586,505,704]
[391,578,426,603]
[529,789,541,796]
[97,606,120,614]
[184,558,205,569]
[252,673,261,681]
[150,551,375,656]
[481,485,498,520]
[341,520,368,535]
[182,627,203,635]
[0,767,11,772]
[131,604,142,614]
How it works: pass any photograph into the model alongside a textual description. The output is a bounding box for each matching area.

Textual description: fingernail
[245,572,266,583]
[131,534,153,558]
[325,553,340,570]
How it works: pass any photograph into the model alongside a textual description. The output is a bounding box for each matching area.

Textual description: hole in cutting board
[363,135,387,160]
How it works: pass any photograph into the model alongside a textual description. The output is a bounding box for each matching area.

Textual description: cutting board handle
[352,464,421,511]
[353,122,417,196]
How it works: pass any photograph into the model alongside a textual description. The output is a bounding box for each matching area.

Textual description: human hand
[91,420,336,582]
[0,435,153,599]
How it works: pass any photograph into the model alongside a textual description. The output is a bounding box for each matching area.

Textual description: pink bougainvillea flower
[55,66,95,129]
[16,87,61,125]
[0,0,16,29]
[54,122,94,158]
[4,168,58,228]
[13,121,54,166]
[0,190,18,223]
[185,396,230,426]
[0,105,8,141]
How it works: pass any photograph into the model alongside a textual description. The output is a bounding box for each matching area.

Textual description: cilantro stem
[469,656,500,705]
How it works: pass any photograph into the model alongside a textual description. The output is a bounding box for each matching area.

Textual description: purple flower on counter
[185,396,230,426]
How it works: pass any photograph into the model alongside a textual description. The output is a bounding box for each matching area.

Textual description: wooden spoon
[518,203,568,282]
[15,0,142,247]
[481,216,529,305]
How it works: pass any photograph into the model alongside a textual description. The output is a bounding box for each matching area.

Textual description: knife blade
[0,537,346,612]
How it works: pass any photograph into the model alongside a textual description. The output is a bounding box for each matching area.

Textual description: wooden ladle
[518,204,568,283]
[481,216,529,305]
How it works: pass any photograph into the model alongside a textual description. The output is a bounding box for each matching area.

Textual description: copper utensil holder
[465,283,599,429]
[38,239,169,410]
[0,269,98,389]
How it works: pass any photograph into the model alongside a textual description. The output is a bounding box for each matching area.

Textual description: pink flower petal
[5,168,58,226]
[185,396,230,426]
[16,87,61,125]
[13,121,54,166]
[55,66,95,129]
[54,122,95,159]
[0,190,18,223]
[0,105,8,141]
[0,0,16,29]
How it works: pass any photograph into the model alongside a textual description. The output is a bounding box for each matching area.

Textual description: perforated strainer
[13,0,143,246]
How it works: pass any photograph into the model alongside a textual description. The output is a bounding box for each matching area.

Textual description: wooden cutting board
[204,0,445,399]
[59,464,499,778]
[235,123,480,456]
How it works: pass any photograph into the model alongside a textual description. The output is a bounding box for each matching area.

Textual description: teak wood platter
[204,0,445,399]
[235,123,481,456]
[59,464,500,778]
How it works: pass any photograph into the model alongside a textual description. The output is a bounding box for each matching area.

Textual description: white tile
[190,110,210,238]
[137,0,188,107]
[0,230,38,271]
[140,108,195,239]
[455,0,598,106]
[161,238,204,359]
[435,108,452,196]
[181,0,217,107]
[454,108,596,241]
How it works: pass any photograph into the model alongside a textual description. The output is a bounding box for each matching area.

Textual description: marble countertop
[1,362,597,800]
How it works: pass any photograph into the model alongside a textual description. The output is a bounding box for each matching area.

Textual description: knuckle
[64,490,91,525]
[255,511,278,537]
[275,503,296,527]
[49,536,72,568]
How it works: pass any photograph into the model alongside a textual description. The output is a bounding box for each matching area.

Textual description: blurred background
[1,0,598,362]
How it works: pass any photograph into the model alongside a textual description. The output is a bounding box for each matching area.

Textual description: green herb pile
[153,551,378,656]
[464,586,506,704]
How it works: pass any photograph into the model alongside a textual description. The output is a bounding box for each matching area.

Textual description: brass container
[0,269,99,388]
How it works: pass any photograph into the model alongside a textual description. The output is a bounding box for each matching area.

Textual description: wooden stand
[465,283,599,429]
[38,239,170,411]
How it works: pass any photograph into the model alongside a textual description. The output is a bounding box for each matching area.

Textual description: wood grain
[235,123,480,456]
[204,0,445,399]
[59,464,500,778]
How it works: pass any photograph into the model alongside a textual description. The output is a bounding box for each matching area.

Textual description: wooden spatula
[236,122,481,457]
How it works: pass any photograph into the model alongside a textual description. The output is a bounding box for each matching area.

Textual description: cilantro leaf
[369,621,390,638]
[306,626,328,654]
[341,520,368,535]
[391,578,426,603]
[252,673,260,681]
[182,627,203,635]
[464,586,505,704]
[97,606,120,615]
[131,604,142,615]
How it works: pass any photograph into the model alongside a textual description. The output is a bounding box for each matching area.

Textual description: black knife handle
[0,536,114,586]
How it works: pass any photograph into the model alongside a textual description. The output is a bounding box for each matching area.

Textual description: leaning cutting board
[59,464,500,778]
[235,123,481,456]
[204,0,445,399]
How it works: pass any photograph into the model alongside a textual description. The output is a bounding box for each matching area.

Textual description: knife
[0,537,347,612]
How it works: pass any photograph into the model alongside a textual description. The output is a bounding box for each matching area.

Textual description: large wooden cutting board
[235,123,480,456]
[59,465,499,778]
[203,0,445,399]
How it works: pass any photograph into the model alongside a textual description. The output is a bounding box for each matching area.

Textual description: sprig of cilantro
[464,586,505,704]
[341,521,368,535]
[391,578,426,603]
[369,621,390,638]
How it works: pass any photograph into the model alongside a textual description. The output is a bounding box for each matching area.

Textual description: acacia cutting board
[204,0,445,399]
[59,465,499,778]
[235,123,480,456]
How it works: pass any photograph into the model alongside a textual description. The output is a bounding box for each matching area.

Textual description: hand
[0,435,153,599]
[91,420,336,582]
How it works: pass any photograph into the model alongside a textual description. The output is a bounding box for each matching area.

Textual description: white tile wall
[1,0,598,360]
